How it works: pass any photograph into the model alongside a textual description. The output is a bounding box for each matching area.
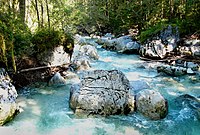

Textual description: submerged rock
[49,72,66,86]
[0,68,19,125]
[136,90,168,120]
[175,94,200,119]
[184,62,199,71]
[157,65,187,76]
[157,61,199,76]
[69,70,135,116]
[130,80,150,93]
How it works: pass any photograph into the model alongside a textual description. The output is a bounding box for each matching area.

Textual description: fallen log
[17,64,67,73]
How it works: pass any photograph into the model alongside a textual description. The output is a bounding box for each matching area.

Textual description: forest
[0,0,200,72]
[1,0,200,133]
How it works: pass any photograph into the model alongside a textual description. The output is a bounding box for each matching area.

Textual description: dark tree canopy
[0,0,199,71]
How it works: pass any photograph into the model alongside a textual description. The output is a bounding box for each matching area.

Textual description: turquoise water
[1,47,200,135]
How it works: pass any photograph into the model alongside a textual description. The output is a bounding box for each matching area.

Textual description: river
[1,41,200,135]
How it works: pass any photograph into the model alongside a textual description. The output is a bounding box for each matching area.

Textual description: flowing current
[1,41,200,135]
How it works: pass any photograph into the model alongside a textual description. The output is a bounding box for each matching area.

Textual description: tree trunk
[11,41,16,73]
[45,0,50,29]
[41,1,44,28]
[0,35,8,69]
[169,0,174,21]
[35,0,40,28]
[19,0,26,23]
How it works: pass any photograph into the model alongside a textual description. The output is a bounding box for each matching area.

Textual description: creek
[2,41,200,135]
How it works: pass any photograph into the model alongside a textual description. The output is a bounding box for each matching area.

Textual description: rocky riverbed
[1,29,200,134]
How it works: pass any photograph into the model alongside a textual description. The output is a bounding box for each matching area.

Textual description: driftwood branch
[17,64,65,73]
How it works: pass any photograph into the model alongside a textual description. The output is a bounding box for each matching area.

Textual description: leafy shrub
[32,28,74,53]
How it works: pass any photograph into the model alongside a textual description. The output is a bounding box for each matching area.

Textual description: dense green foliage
[32,28,74,53]
[58,0,200,36]
[0,0,199,71]
[32,29,61,52]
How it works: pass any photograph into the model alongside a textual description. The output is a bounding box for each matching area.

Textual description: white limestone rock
[69,70,135,116]
[136,89,168,120]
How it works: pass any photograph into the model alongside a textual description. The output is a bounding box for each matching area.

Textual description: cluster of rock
[43,35,169,120]
[48,36,100,85]
[69,69,168,120]
[70,36,99,71]
[0,68,19,125]
[96,26,199,66]
[177,38,200,57]
[37,45,71,66]
[140,25,179,59]
[157,60,199,76]
[71,44,99,71]
[95,27,200,78]
[97,34,140,54]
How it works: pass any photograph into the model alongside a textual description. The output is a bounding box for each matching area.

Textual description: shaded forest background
[0,0,200,72]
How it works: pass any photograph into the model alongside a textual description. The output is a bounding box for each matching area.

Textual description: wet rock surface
[157,60,199,76]
[130,80,150,94]
[98,35,140,54]
[136,89,168,120]
[69,70,135,116]
[0,68,19,125]
[140,25,179,59]
[175,94,200,119]
[48,72,66,86]
[71,44,99,71]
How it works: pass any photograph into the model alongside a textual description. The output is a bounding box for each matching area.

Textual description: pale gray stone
[69,70,135,116]
[0,68,19,125]
[49,72,66,85]
[136,90,168,120]
[37,46,70,66]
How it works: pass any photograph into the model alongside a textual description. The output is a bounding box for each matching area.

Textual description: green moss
[139,23,169,43]
[0,34,7,68]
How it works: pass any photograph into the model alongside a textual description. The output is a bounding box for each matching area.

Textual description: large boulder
[69,70,135,116]
[140,25,179,59]
[0,68,19,125]
[136,90,168,120]
[37,46,71,66]
[140,39,167,59]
